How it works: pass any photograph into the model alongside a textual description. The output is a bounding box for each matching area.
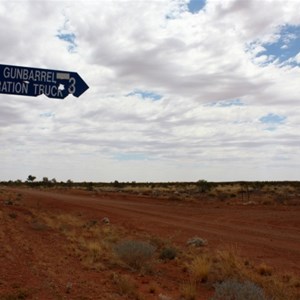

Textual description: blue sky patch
[40,112,54,118]
[114,153,147,161]
[264,127,277,132]
[188,0,206,13]
[259,113,286,124]
[208,99,244,107]
[56,32,77,52]
[256,25,300,65]
[127,90,162,101]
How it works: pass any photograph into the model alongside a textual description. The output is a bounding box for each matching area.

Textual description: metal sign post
[0,64,89,99]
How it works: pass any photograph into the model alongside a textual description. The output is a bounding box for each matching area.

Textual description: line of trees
[0,175,72,187]
[1,177,300,190]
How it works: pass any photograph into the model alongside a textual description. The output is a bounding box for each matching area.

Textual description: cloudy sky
[0,0,299,182]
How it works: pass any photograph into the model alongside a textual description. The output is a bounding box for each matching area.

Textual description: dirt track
[14,187,300,275]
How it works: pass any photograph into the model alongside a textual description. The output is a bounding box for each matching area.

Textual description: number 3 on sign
[68,77,76,94]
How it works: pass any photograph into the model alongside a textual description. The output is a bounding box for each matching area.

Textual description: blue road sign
[0,64,89,99]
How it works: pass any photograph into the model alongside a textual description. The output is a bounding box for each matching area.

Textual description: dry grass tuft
[188,255,211,283]
[256,263,273,276]
[39,211,122,270]
[56,213,84,227]
[214,246,244,280]
[111,272,143,299]
[180,280,197,300]
[85,240,103,263]
[148,281,159,294]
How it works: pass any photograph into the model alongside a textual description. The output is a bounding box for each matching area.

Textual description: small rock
[242,201,256,206]
[158,294,172,300]
[187,236,207,247]
[66,282,72,294]
[102,217,110,224]
[4,200,13,206]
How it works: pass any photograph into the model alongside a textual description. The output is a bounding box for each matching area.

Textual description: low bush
[211,279,267,300]
[115,240,156,270]
[159,246,177,261]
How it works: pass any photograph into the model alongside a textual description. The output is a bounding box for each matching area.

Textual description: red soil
[1,187,300,299]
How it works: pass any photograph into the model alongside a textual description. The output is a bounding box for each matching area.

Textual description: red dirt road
[14,187,300,276]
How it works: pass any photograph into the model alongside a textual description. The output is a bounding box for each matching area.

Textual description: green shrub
[159,247,177,261]
[211,279,267,300]
[115,240,156,270]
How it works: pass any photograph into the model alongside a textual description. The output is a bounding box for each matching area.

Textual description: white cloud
[294,52,300,63]
[0,0,299,181]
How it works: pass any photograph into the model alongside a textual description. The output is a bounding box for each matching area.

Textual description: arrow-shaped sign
[0,64,89,99]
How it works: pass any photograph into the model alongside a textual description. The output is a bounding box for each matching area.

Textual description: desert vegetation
[0,182,299,299]
[2,178,300,206]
